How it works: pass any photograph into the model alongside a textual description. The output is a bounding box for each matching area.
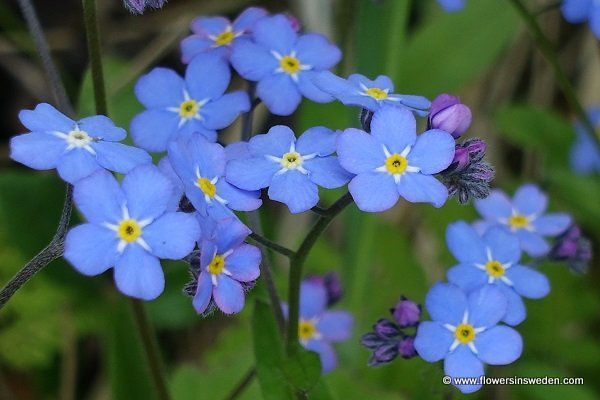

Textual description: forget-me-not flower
[414,283,522,394]
[64,165,200,300]
[181,7,268,63]
[561,0,600,38]
[437,0,465,12]
[446,221,550,326]
[131,52,249,152]
[226,125,352,213]
[474,184,571,256]
[570,107,600,174]
[10,103,151,184]
[337,106,455,212]
[313,72,430,116]
[230,14,341,116]
[193,217,261,315]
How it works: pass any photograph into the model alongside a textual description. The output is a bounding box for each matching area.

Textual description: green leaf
[282,344,322,392]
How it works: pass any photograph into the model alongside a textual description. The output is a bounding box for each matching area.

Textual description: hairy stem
[286,192,353,354]
[82,0,107,115]
[248,232,296,258]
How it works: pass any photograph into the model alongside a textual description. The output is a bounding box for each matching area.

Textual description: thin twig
[82,0,107,116]
[248,232,296,258]
[223,367,256,400]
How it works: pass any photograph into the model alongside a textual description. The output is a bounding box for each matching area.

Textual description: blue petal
[93,142,151,174]
[497,284,526,326]
[10,132,65,169]
[444,346,483,394]
[570,127,600,174]
[78,115,126,141]
[304,157,352,189]
[224,244,261,282]
[268,170,318,213]
[225,157,280,190]
[178,115,219,143]
[467,285,507,328]
[370,106,416,154]
[414,321,453,362]
[437,0,466,12]
[505,265,550,299]
[122,164,172,220]
[64,224,118,275]
[185,53,231,100]
[257,73,301,116]
[143,212,200,259]
[407,129,455,174]
[214,217,251,252]
[178,135,225,180]
[73,169,124,224]
[201,91,250,130]
[446,221,487,263]
[56,149,101,183]
[305,339,337,374]
[447,264,487,292]
[190,16,229,36]
[348,172,398,212]
[317,311,353,342]
[475,325,522,365]
[19,103,74,132]
[200,241,217,271]
[295,126,337,156]
[114,245,165,300]
[300,281,327,319]
[233,7,268,31]
[180,36,213,64]
[516,230,550,257]
[312,71,366,105]
[134,67,185,109]
[192,272,213,314]
[295,33,341,70]
[474,189,512,220]
[225,141,250,161]
[215,180,262,211]
[397,173,448,208]
[214,275,245,314]
[252,15,296,54]
[130,109,179,152]
[389,94,431,114]
[348,74,394,91]
[336,128,385,174]
[425,282,467,325]
[513,184,547,216]
[157,157,184,212]
[482,226,521,264]
[230,40,278,81]
[249,125,296,157]
[297,71,334,103]
[533,214,571,235]
[561,0,592,22]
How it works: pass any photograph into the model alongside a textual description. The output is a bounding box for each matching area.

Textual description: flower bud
[368,342,399,367]
[374,319,401,339]
[123,0,166,14]
[306,272,343,306]
[428,94,472,138]
[398,335,417,359]
[549,225,592,274]
[391,296,421,328]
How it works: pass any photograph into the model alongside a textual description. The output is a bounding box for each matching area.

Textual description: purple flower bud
[360,332,385,349]
[398,335,417,359]
[391,296,421,328]
[428,94,472,138]
[464,138,487,163]
[123,0,166,14]
[306,272,343,306]
[286,13,302,32]
[374,319,401,339]
[549,225,592,274]
[368,342,399,367]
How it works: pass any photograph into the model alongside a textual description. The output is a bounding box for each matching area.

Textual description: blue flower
[570,108,600,175]
[230,14,341,116]
[337,106,455,212]
[10,103,151,184]
[181,7,268,63]
[414,283,522,394]
[64,165,201,300]
[474,184,572,256]
[446,222,550,326]
[193,217,261,314]
[167,135,262,218]
[293,281,353,373]
[437,0,465,12]
[561,0,600,38]
[131,52,250,152]
[226,125,352,213]
[313,72,430,116]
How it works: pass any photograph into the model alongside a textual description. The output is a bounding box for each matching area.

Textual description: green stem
[249,232,296,258]
[509,0,600,148]
[285,192,353,354]
[130,299,171,400]
[223,367,256,400]
[82,0,107,116]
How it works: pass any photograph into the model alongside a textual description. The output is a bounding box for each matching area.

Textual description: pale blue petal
[348,73,394,91]
[304,157,352,189]
[312,71,365,105]
[134,67,184,109]
[348,172,398,212]
[233,7,268,31]
[370,106,416,154]
[497,284,526,326]
[122,164,172,220]
[177,120,218,143]
[337,128,385,174]
[305,340,337,373]
[483,226,521,264]
[185,53,231,100]
[475,326,522,365]
[19,103,74,132]
[130,109,179,152]
[295,126,337,155]
[516,230,550,256]
[224,244,261,282]
[257,73,301,116]
[192,272,213,314]
[230,40,278,81]
[438,0,466,12]
[474,189,512,220]
[252,15,296,54]
[505,265,550,299]
[190,16,229,36]
[268,171,318,213]
[10,132,65,169]
[180,36,213,64]
[561,0,592,23]
[93,142,151,174]
[317,311,352,342]
[444,346,483,394]
[56,149,101,183]
[143,212,200,259]
[225,157,280,190]
[447,264,487,292]
[248,125,296,157]
[73,169,124,223]
[114,245,165,300]
[513,184,547,216]
[225,141,250,161]
[215,180,262,211]
[78,115,126,141]
[214,217,251,252]
[64,224,118,275]
[414,321,453,362]
[300,281,326,319]
[183,135,226,179]
[157,157,183,212]
[397,173,448,208]
[426,282,467,325]
[407,129,455,174]
[297,71,334,103]
[214,275,245,314]
[533,214,571,235]
[445,221,487,263]
[467,285,507,328]
[200,92,250,130]
[295,33,341,70]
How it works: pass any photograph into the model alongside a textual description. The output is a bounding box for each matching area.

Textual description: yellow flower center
[454,323,476,344]
[366,87,388,100]
[485,260,505,278]
[385,154,408,174]
[298,320,316,341]
[508,214,529,229]
[179,99,199,118]
[208,254,225,275]
[281,151,303,169]
[117,219,142,242]
[214,30,235,46]
[280,55,301,75]
[197,177,216,198]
